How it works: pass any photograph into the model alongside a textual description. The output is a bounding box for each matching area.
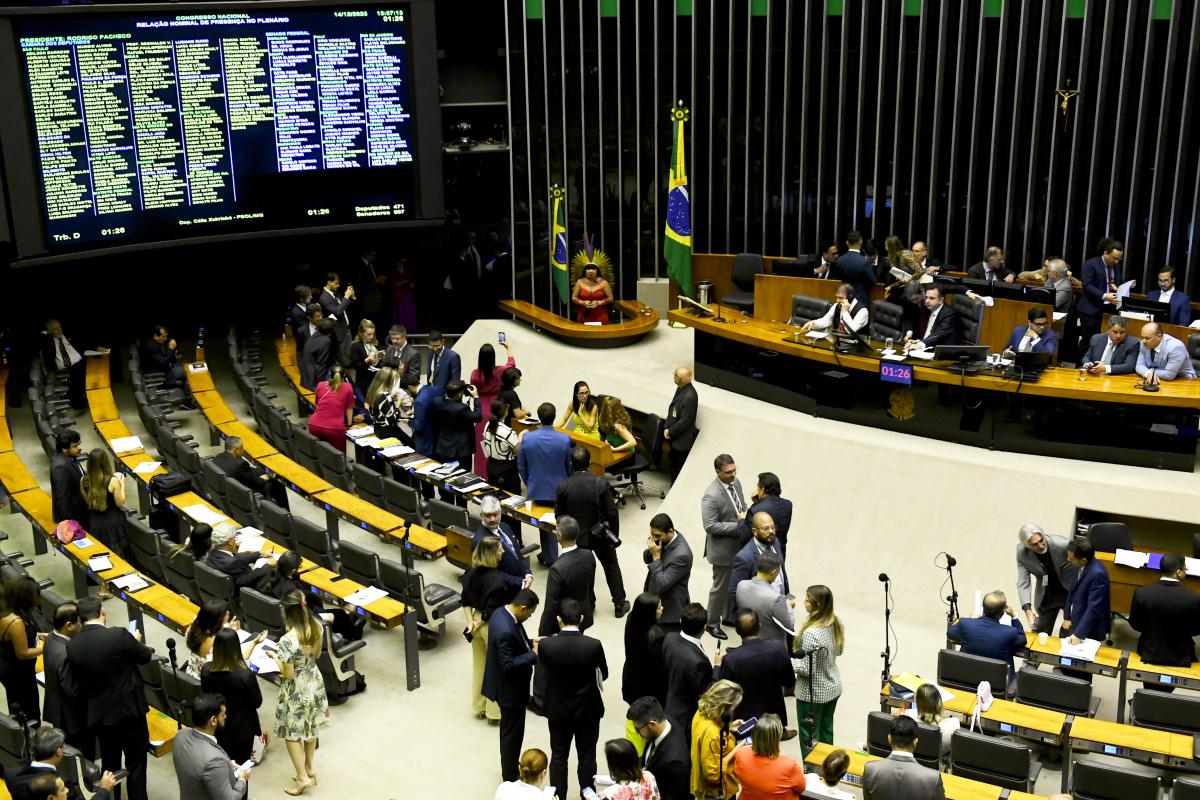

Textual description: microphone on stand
[165,638,185,723]
[878,573,890,583]
[879,573,894,686]
[945,555,957,567]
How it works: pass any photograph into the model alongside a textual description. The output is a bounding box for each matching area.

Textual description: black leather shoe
[781,728,798,741]
[721,618,737,628]
[614,601,631,618]
[706,625,728,641]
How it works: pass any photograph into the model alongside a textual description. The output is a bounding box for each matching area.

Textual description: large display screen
[15,6,419,251]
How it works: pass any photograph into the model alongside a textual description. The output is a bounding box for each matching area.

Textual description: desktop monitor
[1024,287,1055,306]
[773,258,816,278]
[1014,351,1052,372]
[1120,297,1171,323]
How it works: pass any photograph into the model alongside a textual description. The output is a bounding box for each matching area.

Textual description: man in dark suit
[862,715,946,800]
[830,230,875,307]
[8,727,115,800]
[556,447,628,616]
[426,330,461,391]
[1001,307,1059,358]
[736,472,793,556]
[1062,540,1111,684]
[904,285,960,352]
[50,430,88,525]
[295,304,321,355]
[409,377,440,455]
[42,603,90,759]
[538,598,608,800]
[664,367,699,481]
[661,603,716,735]
[139,324,187,393]
[474,494,532,595]
[518,403,572,566]
[1077,239,1125,346]
[211,436,289,510]
[40,319,106,411]
[644,513,693,628]
[287,285,313,342]
[433,380,481,465]
[1129,553,1200,682]
[1148,267,1192,326]
[1081,317,1140,376]
[966,246,1014,283]
[206,523,277,592]
[317,271,355,360]
[299,318,336,390]
[627,696,691,800]
[947,591,1025,689]
[729,512,788,604]
[482,588,541,782]
[66,597,154,800]
[716,609,795,736]
[379,324,422,383]
[538,517,596,636]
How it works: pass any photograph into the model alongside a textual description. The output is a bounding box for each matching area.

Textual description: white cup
[1038,632,1049,645]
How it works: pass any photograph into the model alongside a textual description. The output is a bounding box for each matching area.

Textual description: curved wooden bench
[498,298,659,348]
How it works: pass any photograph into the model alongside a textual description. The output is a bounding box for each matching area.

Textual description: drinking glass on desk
[885,337,894,353]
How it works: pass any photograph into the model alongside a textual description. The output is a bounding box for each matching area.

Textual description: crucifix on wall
[1056,79,1080,132]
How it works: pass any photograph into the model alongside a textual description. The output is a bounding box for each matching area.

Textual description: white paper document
[805,331,828,340]
[237,530,266,554]
[109,436,143,454]
[1058,637,1103,661]
[83,349,105,357]
[977,295,995,307]
[1185,556,1200,577]
[72,537,95,550]
[354,436,382,448]
[456,481,491,494]
[344,586,389,607]
[538,512,557,525]
[87,554,113,572]
[380,445,414,458]
[111,573,150,592]
[881,353,907,361]
[415,462,444,475]
[183,504,228,525]
[347,426,374,439]
[501,495,527,509]
[132,461,162,475]
[907,349,936,360]
[1052,311,1067,322]
[1113,549,1149,569]
[1116,279,1136,305]
[248,643,280,675]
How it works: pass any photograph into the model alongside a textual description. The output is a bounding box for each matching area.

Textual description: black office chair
[948,293,984,345]
[159,660,203,726]
[1070,759,1160,800]
[267,405,295,457]
[337,540,381,587]
[238,588,286,638]
[871,300,905,340]
[427,497,468,535]
[382,476,426,525]
[292,516,337,570]
[194,559,235,605]
[1014,665,1099,717]
[1086,521,1132,553]
[223,476,261,529]
[316,621,367,704]
[379,557,462,643]
[1128,688,1200,735]
[606,415,667,510]
[0,711,28,768]
[720,253,764,314]
[1188,333,1200,375]
[175,444,204,488]
[865,711,942,770]
[351,461,385,507]
[158,548,202,604]
[200,458,229,508]
[290,425,322,474]
[258,499,295,550]
[787,295,832,326]
[1174,777,1200,800]
[949,728,1041,793]
[315,441,353,491]
[936,648,1010,698]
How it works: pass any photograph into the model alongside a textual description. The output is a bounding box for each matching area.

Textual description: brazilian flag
[664,103,693,296]
[550,184,569,304]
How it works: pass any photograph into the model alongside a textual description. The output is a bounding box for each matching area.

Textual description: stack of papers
[805,331,828,340]
[501,495,527,509]
[1058,637,1103,661]
[132,461,162,475]
[380,444,414,458]
[354,436,382,448]
[538,512,557,525]
[183,504,228,526]
[455,481,491,494]
[1113,549,1150,569]
[87,554,113,572]
[880,353,907,362]
[236,528,266,554]
[415,462,444,475]
[347,426,375,439]
[110,436,144,454]
[907,349,936,360]
[111,573,150,593]
[375,437,401,448]
[344,586,389,607]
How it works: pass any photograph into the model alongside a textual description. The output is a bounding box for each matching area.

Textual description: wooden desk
[315,486,406,541]
[299,566,407,629]
[1018,631,1125,679]
[498,298,660,348]
[1117,652,1200,723]
[193,391,238,425]
[1095,550,1200,616]
[258,453,333,496]
[1066,716,1197,791]
[555,425,632,474]
[215,421,278,459]
[0,453,41,495]
[0,423,12,455]
[85,390,120,422]
[802,742,1017,800]
[184,364,215,393]
[883,680,1067,746]
[85,355,109,389]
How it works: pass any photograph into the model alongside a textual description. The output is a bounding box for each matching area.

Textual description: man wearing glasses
[1002,307,1059,359]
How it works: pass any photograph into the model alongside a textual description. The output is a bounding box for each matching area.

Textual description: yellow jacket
[690,711,739,800]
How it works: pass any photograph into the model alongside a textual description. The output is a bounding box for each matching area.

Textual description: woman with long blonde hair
[792,585,844,755]
[273,590,328,795]
[691,679,743,800]
[80,448,129,556]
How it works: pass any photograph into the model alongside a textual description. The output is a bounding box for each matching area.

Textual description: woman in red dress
[468,339,516,474]
[572,263,613,324]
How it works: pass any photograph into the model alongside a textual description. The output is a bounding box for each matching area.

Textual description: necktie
[924,308,938,339]
[431,353,439,377]
[1020,334,1034,353]
[1101,341,1114,365]
[57,338,69,370]
[644,740,655,764]
[1105,264,1115,293]
[727,483,745,514]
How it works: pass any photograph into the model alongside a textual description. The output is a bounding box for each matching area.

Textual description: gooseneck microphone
[945,555,957,567]
[878,573,890,583]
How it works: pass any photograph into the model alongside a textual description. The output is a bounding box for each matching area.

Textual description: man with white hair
[473,494,533,595]
[1044,258,1074,313]
[205,522,277,591]
[1015,523,1079,635]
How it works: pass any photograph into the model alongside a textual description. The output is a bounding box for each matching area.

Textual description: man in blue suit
[473,494,532,595]
[830,230,875,307]
[947,591,1025,689]
[482,588,541,782]
[729,511,787,603]
[1063,539,1111,645]
[518,402,572,565]
[1002,307,1059,359]
[1135,322,1196,385]
[426,330,461,391]
[1077,240,1125,346]
[1081,317,1140,375]
[1147,267,1192,326]
[737,472,793,556]
[408,376,440,455]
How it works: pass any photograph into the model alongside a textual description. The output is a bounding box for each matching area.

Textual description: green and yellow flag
[550,184,569,303]
[664,102,693,296]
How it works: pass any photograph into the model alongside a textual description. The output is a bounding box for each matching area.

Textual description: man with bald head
[910,241,941,275]
[1136,321,1195,384]
[663,366,698,480]
[947,590,1025,690]
[730,512,788,606]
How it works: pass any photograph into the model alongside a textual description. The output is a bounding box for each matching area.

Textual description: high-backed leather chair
[871,300,905,340]
[788,295,831,326]
[720,253,764,313]
[948,293,984,345]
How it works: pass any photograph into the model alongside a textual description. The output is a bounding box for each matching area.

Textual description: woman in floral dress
[274,590,328,796]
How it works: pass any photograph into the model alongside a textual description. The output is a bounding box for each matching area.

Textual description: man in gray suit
[643,512,693,628]
[1016,523,1079,635]
[380,324,422,383]
[863,715,945,800]
[172,694,251,800]
[735,552,795,647]
[700,453,746,640]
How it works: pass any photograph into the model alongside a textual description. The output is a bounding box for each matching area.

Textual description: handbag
[54,519,86,544]
[251,731,269,763]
